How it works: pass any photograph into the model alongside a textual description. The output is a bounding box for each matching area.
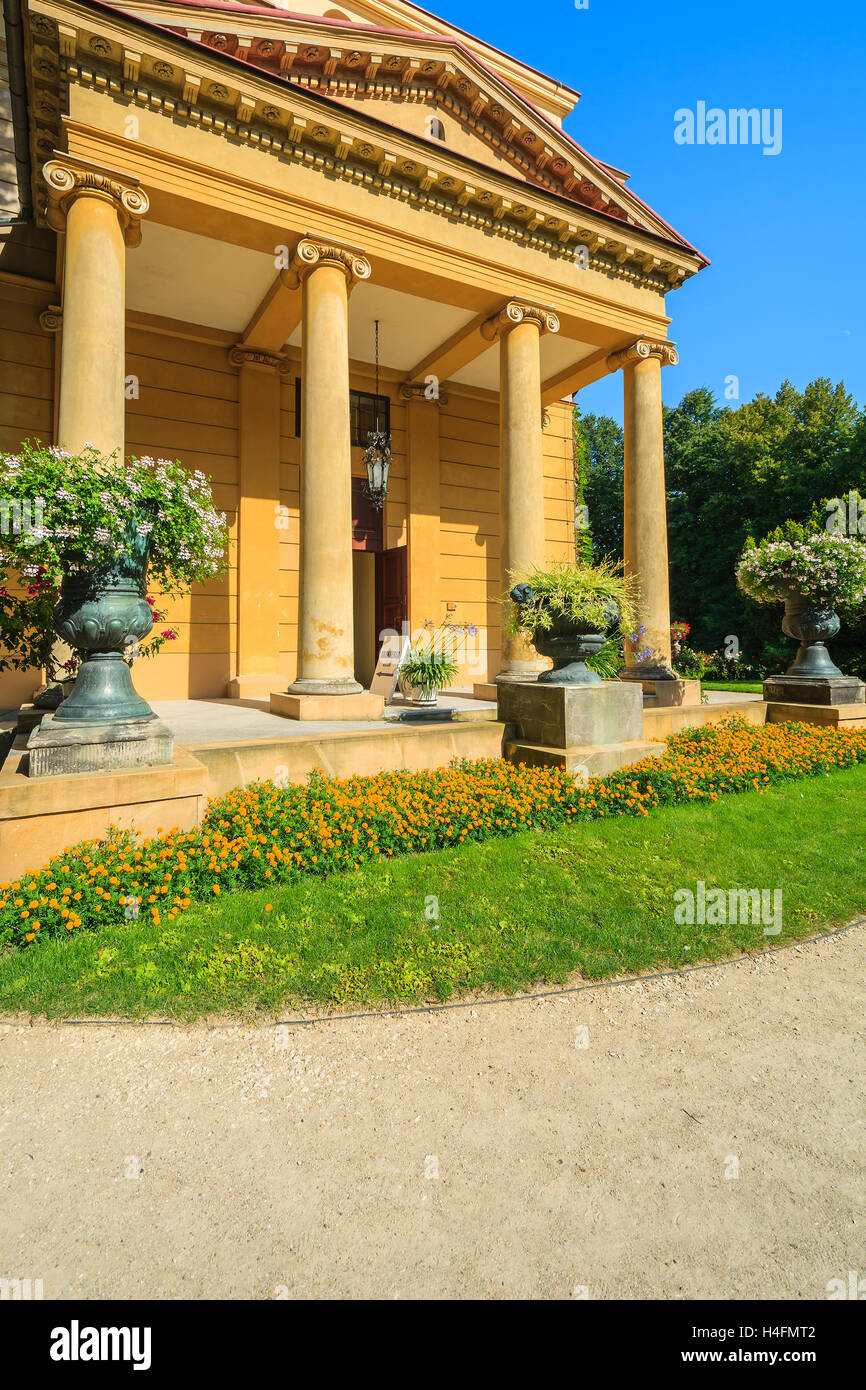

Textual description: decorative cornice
[27,7,701,288]
[481,300,561,341]
[228,345,289,371]
[289,236,372,287]
[606,338,679,371]
[42,155,149,246]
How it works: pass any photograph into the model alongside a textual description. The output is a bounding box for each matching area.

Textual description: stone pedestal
[763,675,865,705]
[498,680,662,777]
[26,715,173,779]
[1,746,207,879]
[763,674,865,729]
[270,690,385,721]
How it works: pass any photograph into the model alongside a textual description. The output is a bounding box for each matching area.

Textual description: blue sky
[433,0,866,422]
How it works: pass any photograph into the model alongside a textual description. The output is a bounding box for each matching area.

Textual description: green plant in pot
[505,559,639,685]
[736,511,866,681]
[0,441,227,728]
[398,619,475,705]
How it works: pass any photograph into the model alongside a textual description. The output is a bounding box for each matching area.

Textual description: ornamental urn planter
[51,505,159,727]
[779,590,843,679]
[510,584,618,686]
[26,502,173,779]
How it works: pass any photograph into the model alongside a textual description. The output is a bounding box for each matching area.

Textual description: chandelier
[362,318,392,510]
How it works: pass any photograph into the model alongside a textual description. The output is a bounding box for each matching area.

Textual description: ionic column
[607,338,679,679]
[483,299,560,681]
[288,236,371,696]
[43,155,148,457]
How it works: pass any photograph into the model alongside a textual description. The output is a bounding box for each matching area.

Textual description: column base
[639,678,701,706]
[26,713,173,779]
[495,666,548,685]
[620,665,678,683]
[270,691,385,721]
[287,677,364,697]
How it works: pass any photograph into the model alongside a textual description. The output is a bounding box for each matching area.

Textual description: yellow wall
[124,324,239,701]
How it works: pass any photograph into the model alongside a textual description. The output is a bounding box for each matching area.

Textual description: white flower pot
[398,676,439,705]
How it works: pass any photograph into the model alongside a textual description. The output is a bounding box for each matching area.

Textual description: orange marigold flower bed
[1,716,865,949]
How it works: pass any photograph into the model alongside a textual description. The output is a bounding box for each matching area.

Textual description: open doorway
[351,478,408,687]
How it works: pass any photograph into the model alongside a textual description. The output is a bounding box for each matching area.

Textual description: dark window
[293,383,389,443]
[350,389,390,446]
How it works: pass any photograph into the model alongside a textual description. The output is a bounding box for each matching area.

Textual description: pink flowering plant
[736,516,866,610]
[0,440,226,678]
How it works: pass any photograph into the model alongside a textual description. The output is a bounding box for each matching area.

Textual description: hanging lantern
[362,319,391,509]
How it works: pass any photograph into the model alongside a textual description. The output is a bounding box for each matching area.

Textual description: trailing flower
[0,440,227,597]
[736,516,866,608]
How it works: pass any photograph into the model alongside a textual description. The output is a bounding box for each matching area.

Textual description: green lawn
[701,680,764,693]
[2,764,864,1020]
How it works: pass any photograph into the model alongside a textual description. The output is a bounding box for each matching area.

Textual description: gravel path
[1,926,863,1300]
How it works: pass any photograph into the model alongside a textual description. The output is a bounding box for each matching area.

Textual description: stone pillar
[483,300,560,682]
[227,347,285,700]
[273,236,384,719]
[607,338,678,680]
[43,155,149,457]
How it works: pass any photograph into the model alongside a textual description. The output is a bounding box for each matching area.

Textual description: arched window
[426,115,446,142]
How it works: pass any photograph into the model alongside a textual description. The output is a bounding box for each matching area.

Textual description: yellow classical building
[0,0,706,712]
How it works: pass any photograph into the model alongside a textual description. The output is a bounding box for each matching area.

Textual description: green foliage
[585,634,625,679]
[400,651,458,689]
[505,558,639,637]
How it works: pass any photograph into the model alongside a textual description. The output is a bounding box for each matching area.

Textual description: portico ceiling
[127,220,604,392]
[126,221,278,331]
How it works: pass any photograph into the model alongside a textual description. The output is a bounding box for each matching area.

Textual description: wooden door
[375,545,408,643]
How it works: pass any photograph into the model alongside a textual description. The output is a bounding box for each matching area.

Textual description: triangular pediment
[116,0,678,239]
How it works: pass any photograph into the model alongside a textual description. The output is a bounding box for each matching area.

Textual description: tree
[573,409,623,560]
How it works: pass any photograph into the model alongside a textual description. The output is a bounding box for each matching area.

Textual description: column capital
[481,299,560,342]
[290,234,372,288]
[42,154,149,247]
[229,345,291,372]
[398,382,449,405]
[607,338,678,372]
